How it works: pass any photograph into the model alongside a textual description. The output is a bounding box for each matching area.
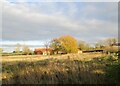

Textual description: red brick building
[34,48,53,55]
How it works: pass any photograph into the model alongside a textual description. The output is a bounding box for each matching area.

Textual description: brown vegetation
[2,53,119,84]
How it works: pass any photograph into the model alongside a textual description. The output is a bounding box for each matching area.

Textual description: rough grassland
[1,53,119,84]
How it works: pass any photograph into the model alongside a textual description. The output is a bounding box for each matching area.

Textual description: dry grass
[2,53,106,62]
[1,53,119,84]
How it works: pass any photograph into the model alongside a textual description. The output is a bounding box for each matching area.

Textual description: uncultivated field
[1,53,119,84]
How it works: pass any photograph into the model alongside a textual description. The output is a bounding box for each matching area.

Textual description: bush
[106,63,120,84]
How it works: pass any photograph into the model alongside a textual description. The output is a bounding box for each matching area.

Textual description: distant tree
[50,38,65,54]
[50,35,78,53]
[0,48,3,54]
[44,41,51,55]
[58,35,78,53]
[105,38,118,46]
[96,38,118,53]
[14,43,21,53]
[22,45,32,55]
[95,38,118,47]
[44,41,49,49]
[78,40,90,50]
[95,41,105,49]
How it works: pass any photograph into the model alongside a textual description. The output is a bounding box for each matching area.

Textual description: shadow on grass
[2,58,111,84]
[105,63,120,85]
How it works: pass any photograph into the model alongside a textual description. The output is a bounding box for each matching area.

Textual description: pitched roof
[35,48,53,52]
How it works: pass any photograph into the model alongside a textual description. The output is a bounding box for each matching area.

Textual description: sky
[1,0,118,52]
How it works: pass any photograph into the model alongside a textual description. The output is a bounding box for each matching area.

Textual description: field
[1,53,119,84]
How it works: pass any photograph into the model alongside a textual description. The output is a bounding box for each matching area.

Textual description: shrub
[106,63,120,84]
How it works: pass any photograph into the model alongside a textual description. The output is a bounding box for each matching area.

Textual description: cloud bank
[2,0,118,45]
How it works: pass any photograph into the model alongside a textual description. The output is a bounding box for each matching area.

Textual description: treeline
[49,35,118,54]
[1,45,34,56]
[1,35,119,56]
[13,44,34,55]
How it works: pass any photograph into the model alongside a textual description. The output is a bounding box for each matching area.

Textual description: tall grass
[2,53,119,84]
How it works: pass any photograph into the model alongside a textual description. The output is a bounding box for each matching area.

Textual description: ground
[1,53,119,84]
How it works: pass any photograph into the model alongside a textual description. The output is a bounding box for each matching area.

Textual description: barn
[34,48,53,55]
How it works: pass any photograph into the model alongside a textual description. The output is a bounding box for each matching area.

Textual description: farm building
[34,48,53,55]
[78,49,105,54]
[34,48,67,55]
[54,51,67,54]
[82,50,104,53]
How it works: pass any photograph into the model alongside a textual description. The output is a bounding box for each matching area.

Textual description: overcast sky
[1,0,118,50]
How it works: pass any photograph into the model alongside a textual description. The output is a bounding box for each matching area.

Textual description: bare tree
[105,38,118,46]
[15,43,21,53]
[22,45,31,55]
[78,40,91,50]
[44,41,50,55]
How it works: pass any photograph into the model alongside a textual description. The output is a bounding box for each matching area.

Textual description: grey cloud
[2,1,118,43]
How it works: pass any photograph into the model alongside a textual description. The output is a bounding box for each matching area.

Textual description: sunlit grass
[2,53,119,84]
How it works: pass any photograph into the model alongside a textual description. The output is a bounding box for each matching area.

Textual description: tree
[58,35,78,53]
[44,41,51,55]
[44,41,49,49]
[14,43,21,53]
[96,38,118,53]
[78,40,90,50]
[0,48,3,54]
[105,38,118,46]
[22,45,32,55]
[50,38,65,54]
[95,41,105,49]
